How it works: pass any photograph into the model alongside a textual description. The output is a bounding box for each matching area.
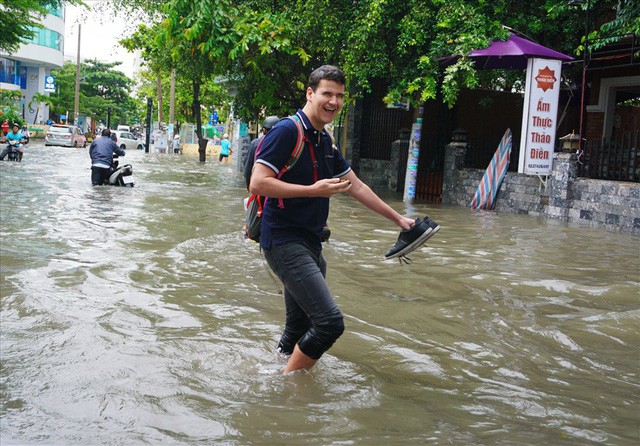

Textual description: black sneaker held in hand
[384,216,440,260]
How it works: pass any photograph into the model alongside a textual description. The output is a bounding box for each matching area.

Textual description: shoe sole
[385,225,440,259]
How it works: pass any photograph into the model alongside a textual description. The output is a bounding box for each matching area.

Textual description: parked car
[116,125,130,132]
[45,124,87,148]
[113,130,145,151]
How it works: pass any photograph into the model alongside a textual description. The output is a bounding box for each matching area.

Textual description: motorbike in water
[2,138,26,162]
[106,155,134,187]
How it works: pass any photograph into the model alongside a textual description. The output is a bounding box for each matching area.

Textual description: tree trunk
[157,74,164,124]
[192,79,207,163]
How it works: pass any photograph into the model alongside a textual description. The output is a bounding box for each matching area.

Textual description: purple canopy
[440,34,573,70]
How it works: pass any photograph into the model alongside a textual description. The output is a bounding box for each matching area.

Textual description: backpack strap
[278,115,306,175]
[255,114,318,210]
[247,193,263,216]
[253,115,305,175]
[244,137,268,231]
[275,115,317,208]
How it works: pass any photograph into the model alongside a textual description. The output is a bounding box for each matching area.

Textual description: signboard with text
[44,75,56,93]
[518,58,562,175]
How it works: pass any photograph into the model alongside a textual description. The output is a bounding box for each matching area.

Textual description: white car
[45,124,87,147]
[112,130,145,151]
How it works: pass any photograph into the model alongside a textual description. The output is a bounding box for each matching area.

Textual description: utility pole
[156,75,163,124]
[577,0,591,155]
[145,97,152,153]
[169,68,175,125]
[74,24,81,126]
[403,107,423,203]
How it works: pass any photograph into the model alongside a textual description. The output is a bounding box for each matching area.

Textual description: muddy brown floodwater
[1,143,638,445]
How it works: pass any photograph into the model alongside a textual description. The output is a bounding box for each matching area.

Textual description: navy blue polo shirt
[255,110,351,250]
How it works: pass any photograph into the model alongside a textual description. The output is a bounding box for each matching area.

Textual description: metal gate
[360,81,413,161]
[359,82,450,203]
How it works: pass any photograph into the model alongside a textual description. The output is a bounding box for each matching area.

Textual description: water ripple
[1,145,638,445]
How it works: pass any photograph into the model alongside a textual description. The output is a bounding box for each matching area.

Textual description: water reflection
[1,145,638,445]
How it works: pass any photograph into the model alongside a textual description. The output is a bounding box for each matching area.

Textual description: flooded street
[1,143,639,445]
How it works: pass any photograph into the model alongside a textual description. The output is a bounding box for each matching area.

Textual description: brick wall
[585,112,604,141]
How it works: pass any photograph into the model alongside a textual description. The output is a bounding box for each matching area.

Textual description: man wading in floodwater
[250,65,439,374]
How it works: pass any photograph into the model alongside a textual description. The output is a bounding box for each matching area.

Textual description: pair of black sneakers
[384,216,440,260]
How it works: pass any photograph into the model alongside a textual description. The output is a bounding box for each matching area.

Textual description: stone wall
[567,178,640,232]
[231,130,640,234]
[443,142,640,234]
[357,139,404,191]
[359,158,392,190]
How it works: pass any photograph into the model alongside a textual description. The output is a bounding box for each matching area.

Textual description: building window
[47,4,63,18]
[0,58,21,86]
[26,27,63,51]
[20,66,27,89]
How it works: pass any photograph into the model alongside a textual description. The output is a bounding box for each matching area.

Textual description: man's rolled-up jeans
[264,241,344,360]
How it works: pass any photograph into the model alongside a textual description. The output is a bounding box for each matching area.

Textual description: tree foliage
[133,68,229,126]
[116,0,637,119]
[581,0,640,52]
[120,0,308,159]
[0,0,81,53]
[161,0,311,121]
[49,60,139,126]
[0,90,25,127]
[28,93,54,124]
[165,1,227,160]
[120,24,173,79]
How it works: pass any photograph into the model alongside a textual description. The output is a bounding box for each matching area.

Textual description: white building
[0,4,65,124]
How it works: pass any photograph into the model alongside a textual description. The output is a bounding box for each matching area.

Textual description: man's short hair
[308,65,346,91]
[102,129,111,137]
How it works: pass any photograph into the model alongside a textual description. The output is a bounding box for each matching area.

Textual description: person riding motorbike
[89,128,125,185]
[0,123,26,161]
[20,125,30,144]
